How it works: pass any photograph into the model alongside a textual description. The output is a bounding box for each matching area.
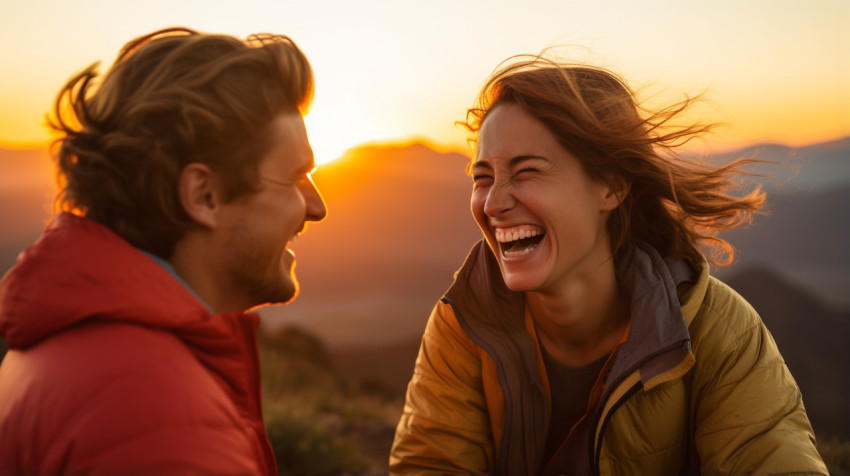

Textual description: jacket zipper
[586,338,689,474]
[588,380,643,474]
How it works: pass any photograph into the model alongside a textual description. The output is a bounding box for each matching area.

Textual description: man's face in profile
[219,113,326,309]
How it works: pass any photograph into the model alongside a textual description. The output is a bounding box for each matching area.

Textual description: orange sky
[1,0,848,163]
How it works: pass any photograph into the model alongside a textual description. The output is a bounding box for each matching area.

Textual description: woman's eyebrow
[509,155,548,167]
[473,155,548,169]
[471,160,493,171]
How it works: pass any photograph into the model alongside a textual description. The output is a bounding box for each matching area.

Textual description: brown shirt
[541,346,610,465]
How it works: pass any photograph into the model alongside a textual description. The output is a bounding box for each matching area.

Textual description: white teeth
[494,225,545,258]
[494,225,544,243]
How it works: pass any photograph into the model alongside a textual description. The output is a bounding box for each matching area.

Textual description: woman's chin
[501,270,543,293]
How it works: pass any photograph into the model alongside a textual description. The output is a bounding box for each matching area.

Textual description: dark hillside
[723,266,850,439]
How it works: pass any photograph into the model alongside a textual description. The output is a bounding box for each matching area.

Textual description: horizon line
[2,134,848,158]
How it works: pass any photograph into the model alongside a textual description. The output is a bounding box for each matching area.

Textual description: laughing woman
[389,57,827,475]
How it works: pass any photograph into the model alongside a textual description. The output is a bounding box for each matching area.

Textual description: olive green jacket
[390,241,826,475]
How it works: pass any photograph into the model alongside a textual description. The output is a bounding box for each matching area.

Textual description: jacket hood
[0,213,226,350]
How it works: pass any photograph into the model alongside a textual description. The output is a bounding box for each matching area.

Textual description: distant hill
[0,148,54,273]
[715,186,850,309]
[2,138,848,347]
[722,266,850,439]
[257,142,482,347]
[696,136,850,193]
[331,335,422,397]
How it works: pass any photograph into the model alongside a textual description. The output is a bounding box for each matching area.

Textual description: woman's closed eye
[472,174,494,188]
[515,167,539,177]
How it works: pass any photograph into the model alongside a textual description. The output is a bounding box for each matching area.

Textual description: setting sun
[303,98,383,166]
[1,0,848,155]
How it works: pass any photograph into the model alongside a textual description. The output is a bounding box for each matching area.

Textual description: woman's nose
[483,180,514,217]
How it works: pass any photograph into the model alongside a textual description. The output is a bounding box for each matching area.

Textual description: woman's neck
[527,257,629,367]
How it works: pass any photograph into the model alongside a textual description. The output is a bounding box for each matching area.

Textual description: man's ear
[601,177,631,212]
[178,163,220,229]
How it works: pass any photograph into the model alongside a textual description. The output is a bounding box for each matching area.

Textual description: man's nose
[303,177,327,222]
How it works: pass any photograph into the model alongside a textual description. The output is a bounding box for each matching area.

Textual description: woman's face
[471,103,621,294]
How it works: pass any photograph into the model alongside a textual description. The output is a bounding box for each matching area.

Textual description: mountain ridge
[721,266,849,439]
[1,136,848,346]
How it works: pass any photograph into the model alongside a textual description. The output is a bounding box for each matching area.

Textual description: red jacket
[0,213,276,474]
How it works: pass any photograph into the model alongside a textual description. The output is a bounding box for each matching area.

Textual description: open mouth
[495,225,545,257]
[289,224,307,244]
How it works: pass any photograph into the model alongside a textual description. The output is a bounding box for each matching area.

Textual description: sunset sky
[1,0,848,164]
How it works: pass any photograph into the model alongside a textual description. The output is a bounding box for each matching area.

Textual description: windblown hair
[50,27,314,258]
[463,56,766,268]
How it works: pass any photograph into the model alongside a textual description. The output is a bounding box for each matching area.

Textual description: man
[0,27,326,473]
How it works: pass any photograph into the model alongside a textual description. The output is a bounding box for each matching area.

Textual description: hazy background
[1,1,849,473]
[2,0,849,159]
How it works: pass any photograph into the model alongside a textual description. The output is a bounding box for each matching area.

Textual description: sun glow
[304,99,384,167]
[1,1,848,160]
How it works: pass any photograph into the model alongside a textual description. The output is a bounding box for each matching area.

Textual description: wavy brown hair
[463,56,766,268]
[50,27,314,258]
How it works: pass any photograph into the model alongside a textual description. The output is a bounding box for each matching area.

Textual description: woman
[389,57,826,475]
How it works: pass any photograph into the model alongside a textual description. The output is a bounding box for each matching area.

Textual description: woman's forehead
[477,104,561,160]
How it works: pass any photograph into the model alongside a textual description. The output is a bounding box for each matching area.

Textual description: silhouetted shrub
[258,325,402,474]
[264,408,367,476]
[258,325,344,399]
